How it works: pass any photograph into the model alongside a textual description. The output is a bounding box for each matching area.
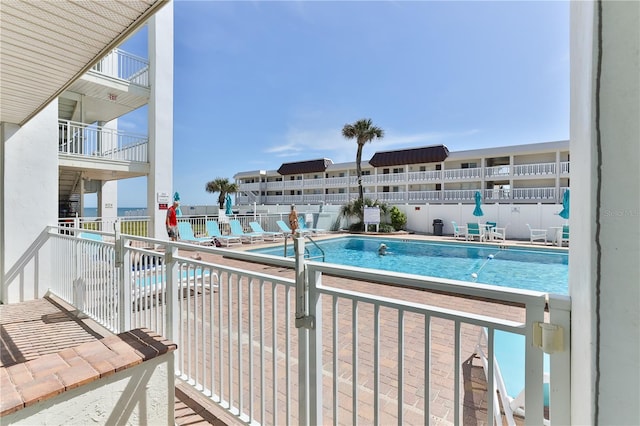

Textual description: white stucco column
[0,103,57,303]
[98,119,118,219]
[570,1,639,424]
[147,1,174,239]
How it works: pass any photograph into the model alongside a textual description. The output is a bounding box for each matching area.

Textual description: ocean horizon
[83,207,147,217]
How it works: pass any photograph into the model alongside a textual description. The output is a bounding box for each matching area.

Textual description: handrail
[283,234,325,262]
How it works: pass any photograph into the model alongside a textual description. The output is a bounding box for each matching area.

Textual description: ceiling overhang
[0,0,168,126]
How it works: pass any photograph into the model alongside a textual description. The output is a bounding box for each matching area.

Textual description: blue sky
[108,0,569,208]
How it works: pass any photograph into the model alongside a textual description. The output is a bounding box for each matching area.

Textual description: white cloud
[264,126,481,164]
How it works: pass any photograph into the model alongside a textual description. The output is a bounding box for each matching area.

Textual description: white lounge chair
[205,220,242,246]
[177,222,213,245]
[526,224,547,245]
[229,219,263,244]
[249,221,284,241]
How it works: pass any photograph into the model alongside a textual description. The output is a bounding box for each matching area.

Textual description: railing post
[165,244,179,343]
[307,266,323,426]
[294,236,310,426]
[118,231,131,333]
[524,297,546,426]
[548,295,571,425]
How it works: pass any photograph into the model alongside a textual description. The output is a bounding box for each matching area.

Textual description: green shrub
[378,223,395,233]
[389,206,407,231]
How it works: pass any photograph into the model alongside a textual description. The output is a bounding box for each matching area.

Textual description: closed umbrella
[225,193,233,216]
[559,189,570,219]
[173,191,182,216]
[473,190,484,217]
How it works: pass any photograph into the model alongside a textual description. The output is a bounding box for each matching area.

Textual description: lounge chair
[560,225,569,246]
[177,222,213,245]
[276,220,312,237]
[526,224,547,245]
[205,220,242,247]
[298,216,326,235]
[249,221,284,241]
[476,328,550,426]
[466,223,485,241]
[451,221,467,239]
[229,219,263,244]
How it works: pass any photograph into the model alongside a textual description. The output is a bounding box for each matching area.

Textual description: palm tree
[205,178,239,209]
[341,118,384,209]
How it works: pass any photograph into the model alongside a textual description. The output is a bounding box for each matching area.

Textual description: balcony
[58,119,148,163]
[377,173,406,183]
[513,162,556,176]
[485,165,511,178]
[407,170,441,181]
[91,49,150,88]
[443,167,482,180]
[7,229,570,425]
[325,177,350,186]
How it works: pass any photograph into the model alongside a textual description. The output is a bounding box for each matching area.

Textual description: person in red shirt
[166,201,179,241]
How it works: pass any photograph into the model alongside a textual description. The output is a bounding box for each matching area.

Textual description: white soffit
[0,0,167,126]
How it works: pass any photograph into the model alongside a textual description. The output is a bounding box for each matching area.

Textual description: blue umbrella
[225,193,233,215]
[173,191,182,216]
[473,190,484,217]
[559,189,570,219]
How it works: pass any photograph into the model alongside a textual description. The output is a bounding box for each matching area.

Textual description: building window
[461,162,477,169]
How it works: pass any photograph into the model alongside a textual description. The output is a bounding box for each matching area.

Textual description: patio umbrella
[473,190,484,217]
[559,189,570,219]
[173,191,182,216]
[225,193,233,215]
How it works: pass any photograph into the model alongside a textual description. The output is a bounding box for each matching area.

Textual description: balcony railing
[485,165,510,178]
[377,173,406,183]
[325,177,349,186]
[92,48,150,87]
[443,167,482,180]
[560,161,570,174]
[407,170,441,181]
[512,187,557,200]
[38,229,570,426]
[513,162,556,176]
[58,120,148,162]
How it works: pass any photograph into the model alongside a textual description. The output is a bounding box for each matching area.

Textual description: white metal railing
[484,188,512,201]
[58,215,150,237]
[407,190,442,202]
[303,194,324,203]
[376,192,406,202]
[442,189,478,201]
[377,173,406,184]
[443,168,482,180]
[265,195,285,204]
[58,120,148,162]
[325,177,350,186]
[283,180,303,189]
[241,182,261,191]
[91,48,150,87]
[265,181,284,190]
[40,228,571,426]
[559,161,570,174]
[303,178,324,187]
[485,165,510,178]
[325,193,350,203]
[407,170,441,181]
[512,187,557,200]
[513,163,556,176]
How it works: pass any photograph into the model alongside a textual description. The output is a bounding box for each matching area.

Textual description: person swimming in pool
[378,243,388,256]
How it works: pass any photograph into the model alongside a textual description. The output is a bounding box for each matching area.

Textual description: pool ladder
[283,235,325,262]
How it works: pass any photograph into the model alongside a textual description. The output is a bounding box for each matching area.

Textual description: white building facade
[234,140,570,207]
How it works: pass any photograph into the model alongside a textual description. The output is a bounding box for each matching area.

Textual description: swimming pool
[250,236,568,294]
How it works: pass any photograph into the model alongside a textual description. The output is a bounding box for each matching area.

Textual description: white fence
[35,227,571,425]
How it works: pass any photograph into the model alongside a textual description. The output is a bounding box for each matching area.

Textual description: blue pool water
[250,237,568,294]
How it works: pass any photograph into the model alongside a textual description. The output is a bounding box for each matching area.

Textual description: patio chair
[177,222,213,245]
[526,224,548,245]
[276,220,312,237]
[205,220,242,247]
[249,221,284,241]
[298,216,326,235]
[475,328,550,426]
[451,221,467,239]
[489,224,508,243]
[229,219,264,244]
[560,225,569,246]
[466,223,485,241]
